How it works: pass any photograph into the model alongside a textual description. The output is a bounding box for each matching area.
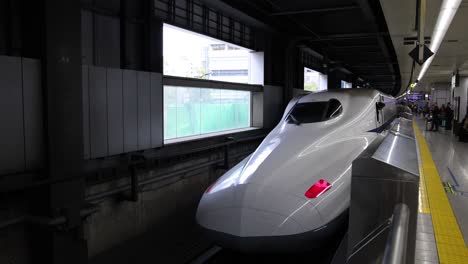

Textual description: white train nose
[197,207,302,237]
[196,183,324,237]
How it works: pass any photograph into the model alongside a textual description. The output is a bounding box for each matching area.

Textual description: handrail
[347,217,393,260]
[382,203,410,264]
[0,205,99,230]
[0,134,266,192]
[85,150,254,202]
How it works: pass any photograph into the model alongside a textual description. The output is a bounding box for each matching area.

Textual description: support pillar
[31,0,86,263]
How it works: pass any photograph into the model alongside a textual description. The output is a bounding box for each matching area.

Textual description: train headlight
[305,179,332,199]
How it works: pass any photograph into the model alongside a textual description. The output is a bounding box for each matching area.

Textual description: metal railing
[0,134,266,230]
[343,116,419,264]
[383,204,410,264]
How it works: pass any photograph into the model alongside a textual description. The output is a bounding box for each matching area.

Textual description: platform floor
[414,117,468,263]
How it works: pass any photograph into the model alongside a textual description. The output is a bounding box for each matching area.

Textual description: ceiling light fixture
[416,0,462,82]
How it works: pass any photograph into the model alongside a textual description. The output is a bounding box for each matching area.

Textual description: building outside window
[164,86,251,140]
[163,24,253,84]
[341,80,352,88]
[163,24,256,141]
[304,67,327,92]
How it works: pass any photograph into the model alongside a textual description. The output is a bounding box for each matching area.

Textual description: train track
[188,244,342,264]
[189,246,223,264]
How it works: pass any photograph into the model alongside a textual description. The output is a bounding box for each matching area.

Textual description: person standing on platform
[424,102,430,118]
[441,104,447,128]
[446,102,454,130]
[459,114,468,142]
[431,103,440,131]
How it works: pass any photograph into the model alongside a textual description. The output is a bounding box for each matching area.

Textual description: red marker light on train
[305,179,332,199]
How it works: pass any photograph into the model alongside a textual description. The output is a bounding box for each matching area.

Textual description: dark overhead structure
[218,0,401,95]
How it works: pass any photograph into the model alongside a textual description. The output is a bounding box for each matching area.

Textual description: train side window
[325,99,343,119]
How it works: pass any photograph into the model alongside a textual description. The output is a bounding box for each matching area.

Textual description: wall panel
[81,67,165,157]
[82,65,91,159]
[23,58,44,170]
[107,68,124,155]
[0,56,24,174]
[94,15,120,68]
[123,70,138,152]
[81,10,93,65]
[89,66,108,158]
[137,72,151,150]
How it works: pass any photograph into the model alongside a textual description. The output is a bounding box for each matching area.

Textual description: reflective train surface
[196,89,397,252]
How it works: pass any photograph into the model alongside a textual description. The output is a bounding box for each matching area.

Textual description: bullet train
[196,89,397,252]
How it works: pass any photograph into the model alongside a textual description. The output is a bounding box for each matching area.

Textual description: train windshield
[288,99,342,124]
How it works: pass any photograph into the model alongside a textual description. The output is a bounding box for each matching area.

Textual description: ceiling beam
[365,73,395,76]
[353,62,399,66]
[270,5,359,16]
[332,50,383,55]
[303,32,390,42]
[336,58,397,64]
[328,45,379,50]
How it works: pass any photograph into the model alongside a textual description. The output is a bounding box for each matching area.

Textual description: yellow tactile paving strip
[414,123,468,263]
[418,161,431,214]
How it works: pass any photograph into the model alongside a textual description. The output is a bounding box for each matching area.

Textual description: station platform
[413,117,468,263]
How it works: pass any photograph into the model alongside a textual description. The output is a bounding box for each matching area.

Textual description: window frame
[163,75,262,93]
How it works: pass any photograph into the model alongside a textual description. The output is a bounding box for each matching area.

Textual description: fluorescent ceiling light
[417,0,462,81]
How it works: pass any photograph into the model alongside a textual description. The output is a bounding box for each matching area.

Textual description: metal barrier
[333,116,419,264]
[383,203,410,264]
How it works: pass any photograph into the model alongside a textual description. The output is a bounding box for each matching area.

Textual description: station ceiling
[381,0,468,94]
[217,0,402,95]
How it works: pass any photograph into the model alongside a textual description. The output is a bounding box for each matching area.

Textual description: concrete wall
[85,138,262,258]
[0,224,30,264]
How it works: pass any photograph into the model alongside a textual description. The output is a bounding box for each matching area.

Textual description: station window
[341,80,352,89]
[163,24,256,84]
[164,86,251,140]
[304,67,327,92]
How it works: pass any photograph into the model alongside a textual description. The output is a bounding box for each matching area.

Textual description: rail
[0,134,265,229]
[0,205,99,230]
[0,134,266,192]
[341,115,419,264]
[383,204,410,264]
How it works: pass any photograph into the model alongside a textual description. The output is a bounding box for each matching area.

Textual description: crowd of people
[408,101,468,142]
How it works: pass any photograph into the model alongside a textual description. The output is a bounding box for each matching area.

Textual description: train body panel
[196,89,396,251]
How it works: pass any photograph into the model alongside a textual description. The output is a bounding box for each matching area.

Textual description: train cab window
[288,99,342,124]
[325,99,343,119]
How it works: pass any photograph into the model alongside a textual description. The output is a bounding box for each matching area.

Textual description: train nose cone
[196,206,301,237]
[196,183,323,237]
